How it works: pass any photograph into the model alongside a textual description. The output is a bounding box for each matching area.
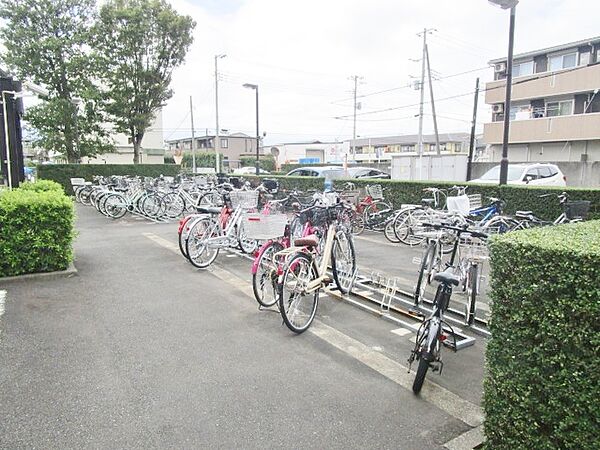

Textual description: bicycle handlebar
[420,222,488,239]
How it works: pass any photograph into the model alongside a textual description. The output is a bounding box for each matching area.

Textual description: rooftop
[349,132,471,146]
[489,35,600,64]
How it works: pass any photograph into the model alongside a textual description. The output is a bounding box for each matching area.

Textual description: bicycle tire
[162,192,186,219]
[412,357,429,394]
[414,243,435,305]
[482,215,519,234]
[178,215,196,258]
[279,253,319,334]
[186,217,220,268]
[465,264,478,326]
[331,230,356,294]
[252,241,285,307]
[237,222,258,254]
[395,209,428,246]
[104,193,127,219]
[141,193,165,218]
[384,215,400,243]
[363,201,392,230]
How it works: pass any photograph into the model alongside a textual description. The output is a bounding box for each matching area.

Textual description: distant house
[347,133,471,160]
[82,109,165,164]
[166,132,261,169]
[268,141,349,167]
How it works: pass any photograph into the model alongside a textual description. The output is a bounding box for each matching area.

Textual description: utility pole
[215,54,226,173]
[349,75,362,162]
[466,78,480,181]
[189,96,196,174]
[499,7,516,185]
[425,44,440,156]
[416,28,436,180]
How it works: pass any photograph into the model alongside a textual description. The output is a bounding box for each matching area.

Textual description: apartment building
[166,132,259,168]
[483,36,600,162]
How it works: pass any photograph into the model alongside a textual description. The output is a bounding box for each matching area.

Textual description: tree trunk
[132,132,144,164]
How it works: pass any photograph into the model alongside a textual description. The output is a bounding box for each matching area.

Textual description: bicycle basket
[230,190,259,210]
[245,213,288,240]
[459,237,489,261]
[565,200,591,220]
[366,184,384,200]
[467,194,482,210]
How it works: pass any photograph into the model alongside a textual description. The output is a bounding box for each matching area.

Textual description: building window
[512,60,534,77]
[128,137,133,144]
[549,52,577,71]
[220,138,228,148]
[400,145,414,152]
[546,100,573,117]
[580,51,591,66]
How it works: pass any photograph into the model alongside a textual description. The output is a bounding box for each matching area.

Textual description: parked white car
[471,163,566,186]
[232,166,270,175]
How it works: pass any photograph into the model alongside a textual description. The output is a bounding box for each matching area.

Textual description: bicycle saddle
[294,235,319,248]
[421,198,435,206]
[515,210,534,218]
[433,270,460,286]
[196,207,221,215]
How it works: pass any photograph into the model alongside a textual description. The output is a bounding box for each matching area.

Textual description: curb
[0,263,78,284]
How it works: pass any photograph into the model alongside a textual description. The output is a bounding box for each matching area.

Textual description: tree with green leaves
[0,0,113,162]
[94,0,195,164]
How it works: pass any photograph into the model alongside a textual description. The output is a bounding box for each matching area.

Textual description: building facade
[483,36,600,163]
[348,133,471,161]
[269,141,349,167]
[166,132,259,169]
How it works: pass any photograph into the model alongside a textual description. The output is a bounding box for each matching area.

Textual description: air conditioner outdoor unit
[494,62,506,73]
[492,104,504,114]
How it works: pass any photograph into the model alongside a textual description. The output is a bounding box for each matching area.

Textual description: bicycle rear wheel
[252,241,284,307]
[104,193,127,219]
[465,264,479,326]
[395,209,428,246]
[279,253,319,333]
[412,357,429,394]
[331,230,356,294]
[162,192,186,219]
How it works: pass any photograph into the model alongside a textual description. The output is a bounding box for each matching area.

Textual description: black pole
[255,86,260,176]
[499,6,516,185]
[466,77,480,181]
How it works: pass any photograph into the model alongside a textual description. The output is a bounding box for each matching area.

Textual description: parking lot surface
[0,206,487,449]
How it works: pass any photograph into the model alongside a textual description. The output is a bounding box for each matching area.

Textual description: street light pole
[243,83,260,175]
[215,54,226,174]
[489,0,519,185]
[499,6,516,185]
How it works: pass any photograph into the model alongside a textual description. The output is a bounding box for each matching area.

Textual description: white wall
[271,142,350,166]
[112,108,164,150]
[391,154,468,182]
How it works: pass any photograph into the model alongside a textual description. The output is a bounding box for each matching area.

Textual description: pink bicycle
[250,201,318,308]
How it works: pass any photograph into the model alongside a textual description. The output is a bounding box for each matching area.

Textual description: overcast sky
[161,0,600,146]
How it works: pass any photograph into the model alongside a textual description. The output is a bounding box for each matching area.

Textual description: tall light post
[243,83,259,175]
[214,54,226,173]
[489,0,519,185]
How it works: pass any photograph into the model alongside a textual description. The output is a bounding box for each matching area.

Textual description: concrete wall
[469,161,600,187]
[487,140,600,163]
[391,154,467,182]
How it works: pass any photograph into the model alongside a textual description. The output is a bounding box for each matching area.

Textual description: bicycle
[185,190,259,268]
[276,205,357,333]
[408,223,487,394]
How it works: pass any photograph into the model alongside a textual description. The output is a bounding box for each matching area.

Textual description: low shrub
[0,187,75,277]
[18,179,64,194]
[484,220,600,449]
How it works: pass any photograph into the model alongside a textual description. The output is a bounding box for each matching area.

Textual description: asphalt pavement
[0,205,487,449]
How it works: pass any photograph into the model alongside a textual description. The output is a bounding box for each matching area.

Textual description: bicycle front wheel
[186,217,221,268]
[279,253,319,333]
[162,192,186,219]
[332,230,356,294]
[414,243,435,305]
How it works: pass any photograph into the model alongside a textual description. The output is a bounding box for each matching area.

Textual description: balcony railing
[485,63,600,104]
[483,112,600,145]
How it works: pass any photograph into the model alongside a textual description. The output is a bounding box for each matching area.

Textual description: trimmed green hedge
[246,175,600,222]
[484,221,600,449]
[37,164,181,195]
[0,187,75,277]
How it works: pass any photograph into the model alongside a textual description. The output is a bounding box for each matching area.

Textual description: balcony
[485,63,600,104]
[483,112,600,145]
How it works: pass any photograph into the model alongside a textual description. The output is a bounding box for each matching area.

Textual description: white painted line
[144,232,484,428]
[408,335,417,344]
[391,327,412,337]
[310,321,484,427]
[225,254,238,258]
[0,290,6,318]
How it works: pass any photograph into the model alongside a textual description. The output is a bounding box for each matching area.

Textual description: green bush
[37,164,182,195]
[18,179,64,194]
[181,151,222,170]
[245,175,600,221]
[0,188,75,277]
[240,155,276,172]
[484,221,600,449]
